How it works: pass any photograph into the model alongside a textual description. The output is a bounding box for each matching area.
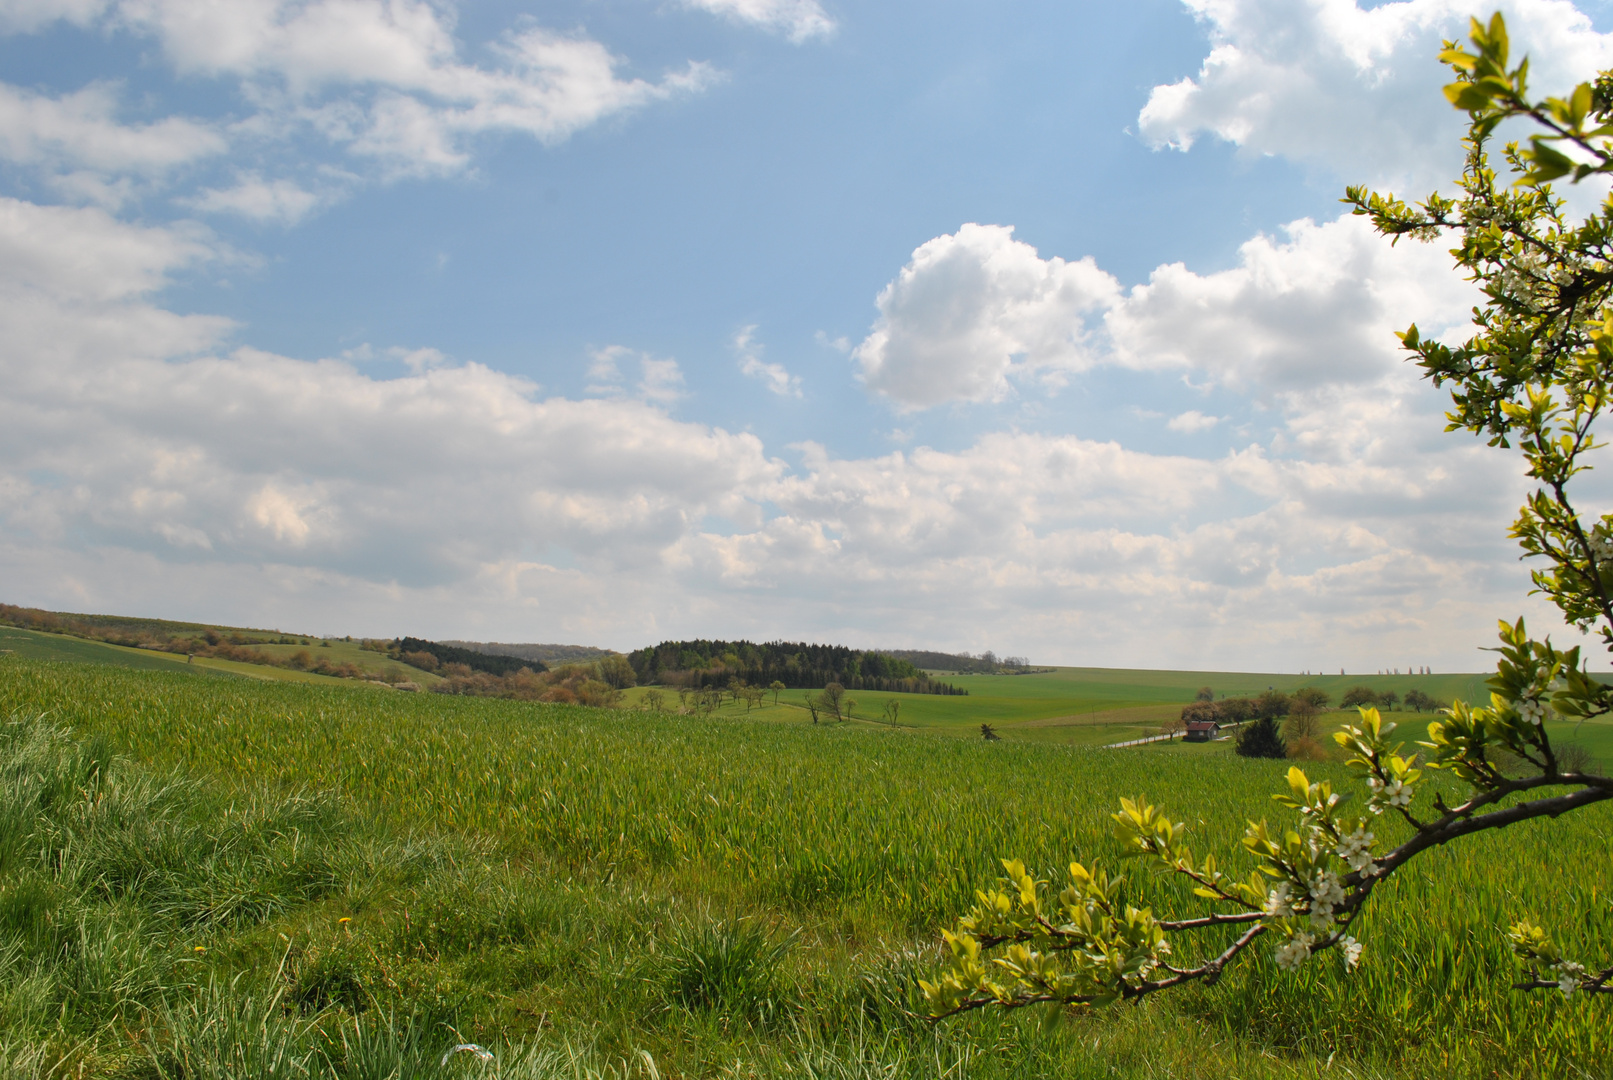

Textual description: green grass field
[621,665,1496,748]
[0,655,1609,1078]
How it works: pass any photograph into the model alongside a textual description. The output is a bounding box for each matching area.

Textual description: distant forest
[393,637,542,677]
[441,641,616,666]
[627,640,967,695]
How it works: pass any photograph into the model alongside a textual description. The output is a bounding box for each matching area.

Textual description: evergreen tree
[1235,716,1286,759]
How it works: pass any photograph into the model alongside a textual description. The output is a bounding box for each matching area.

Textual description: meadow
[0,655,1609,1078]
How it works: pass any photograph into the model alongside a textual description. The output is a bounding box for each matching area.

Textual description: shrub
[1285,735,1329,762]
[1234,717,1286,759]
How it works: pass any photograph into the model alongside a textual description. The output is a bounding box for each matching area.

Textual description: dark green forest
[627,639,966,695]
[393,637,543,677]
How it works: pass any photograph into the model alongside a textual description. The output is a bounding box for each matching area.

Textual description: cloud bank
[0,188,1554,668]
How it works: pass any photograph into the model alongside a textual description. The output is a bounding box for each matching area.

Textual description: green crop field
[0,656,1609,1079]
[621,665,1496,748]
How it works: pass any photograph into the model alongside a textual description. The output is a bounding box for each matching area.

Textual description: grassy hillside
[0,657,1608,1078]
[0,625,403,687]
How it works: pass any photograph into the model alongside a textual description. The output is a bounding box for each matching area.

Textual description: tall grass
[0,658,1610,1077]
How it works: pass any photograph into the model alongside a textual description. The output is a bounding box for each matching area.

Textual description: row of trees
[798,682,905,723]
[430,660,625,707]
[1340,685,1440,712]
[880,649,1032,674]
[637,679,788,716]
[1179,686,1332,726]
[0,601,347,666]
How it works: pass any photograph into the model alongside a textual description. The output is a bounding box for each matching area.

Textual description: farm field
[0,656,1609,1079]
[621,665,1496,747]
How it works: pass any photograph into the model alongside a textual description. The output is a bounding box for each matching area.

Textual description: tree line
[393,636,544,677]
[627,639,967,696]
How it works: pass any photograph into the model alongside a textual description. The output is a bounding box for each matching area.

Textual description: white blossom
[1308,870,1346,928]
[1517,697,1548,726]
[1335,826,1377,875]
[1263,881,1296,917]
[1340,935,1363,970]
[1557,960,1586,997]
[1274,932,1315,972]
[1368,774,1412,810]
[1588,526,1613,561]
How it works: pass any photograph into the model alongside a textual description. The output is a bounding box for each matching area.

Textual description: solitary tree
[1292,686,1331,710]
[1340,685,1379,709]
[922,16,1613,1020]
[596,654,637,690]
[1282,698,1322,743]
[770,680,786,706]
[1254,689,1291,720]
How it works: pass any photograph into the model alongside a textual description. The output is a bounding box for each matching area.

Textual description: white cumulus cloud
[854,214,1476,410]
[853,223,1121,410]
[1138,0,1613,191]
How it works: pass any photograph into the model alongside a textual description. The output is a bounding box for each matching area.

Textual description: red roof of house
[1185,720,1220,731]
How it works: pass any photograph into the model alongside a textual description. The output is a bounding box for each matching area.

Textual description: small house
[1184,720,1220,742]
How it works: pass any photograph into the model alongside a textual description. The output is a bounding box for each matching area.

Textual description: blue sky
[4,0,1613,669]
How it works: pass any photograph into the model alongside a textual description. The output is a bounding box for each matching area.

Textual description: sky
[6,0,1613,670]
